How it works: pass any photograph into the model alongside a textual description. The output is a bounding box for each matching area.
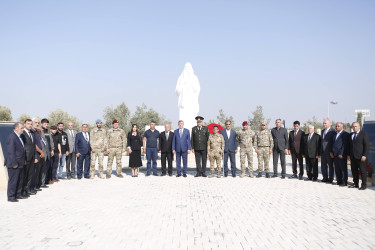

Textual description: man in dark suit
[220,120,238,177]
[348,122,370,190]
[288,121,305,179]
[302,125,321,181]
[5,122,26,202]
[75,124,92,179]
[271,119,289,178]
[320,119,336,183]
[159,123,174,176]
[330,122,350,186]
[172,120,191,177]
[191,116,209,177]
[20,119,37,196]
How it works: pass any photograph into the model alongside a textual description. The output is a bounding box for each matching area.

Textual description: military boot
[249,172,254,178]
[99,172,105,179]
[208,172,215,178]
[240,172,245,178]
[90,174,95,179]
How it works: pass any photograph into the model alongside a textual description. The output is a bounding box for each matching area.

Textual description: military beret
[195,116,204,122]
[242,121,248,126]
[96,119,102,123]
[261,121,267,125]
[112,120,119,124]
[50,125,57,130]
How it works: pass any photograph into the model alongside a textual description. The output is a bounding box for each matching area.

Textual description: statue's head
[184,62,194,75]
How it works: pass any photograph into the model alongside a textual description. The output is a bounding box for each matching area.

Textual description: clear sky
[1,0,374,128]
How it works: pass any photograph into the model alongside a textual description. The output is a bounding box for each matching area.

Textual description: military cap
[195,116,204,122]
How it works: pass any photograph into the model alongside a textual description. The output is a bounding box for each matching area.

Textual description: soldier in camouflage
[90,119,107,179]
[254,121,274,178]
[106,120,126,178]
[236,121,255,178]
[207,126,225,178]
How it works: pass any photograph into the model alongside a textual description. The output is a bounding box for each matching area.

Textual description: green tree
[216,109,234,126]
[357,112,363,127]
[129,103,170,134]
[47,109,81,131]
[248,106,269,131]
[103,102,131,130]
[0,105,13,121]
[18,113,31,123]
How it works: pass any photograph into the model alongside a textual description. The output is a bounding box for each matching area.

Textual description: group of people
[4,115,370,202]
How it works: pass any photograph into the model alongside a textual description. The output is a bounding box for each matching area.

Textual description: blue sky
[1,0,374,128]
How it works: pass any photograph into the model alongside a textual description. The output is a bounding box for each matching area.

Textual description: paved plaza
[0,154,374,250]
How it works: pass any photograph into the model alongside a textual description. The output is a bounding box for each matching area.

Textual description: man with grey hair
[302,125,321,181]
[65,121,77,179]
[271,119,289,178]
[320,119,336,183]
[330,122,350,186]
[5,122,26,201]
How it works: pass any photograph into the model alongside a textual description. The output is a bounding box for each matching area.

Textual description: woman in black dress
[127,124,143,177]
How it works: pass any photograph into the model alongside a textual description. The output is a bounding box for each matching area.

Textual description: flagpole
[328,101,329,119]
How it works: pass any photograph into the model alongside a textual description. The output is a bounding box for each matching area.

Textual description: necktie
[353,132,357,141]
[84,133,88,142]
[166,132,169,140]
[323,130,327,139]
[28,132,33,142]
[71,130,74,138]
[308,134,312,142]
[294,131,297,136]
[180,129,183,137]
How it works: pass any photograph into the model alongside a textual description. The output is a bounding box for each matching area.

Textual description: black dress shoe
[202,173,207,177]
[339,183,347,187]
[271,174,278,178]
[67,176,71,180]
[183,174,187,178]
[16,195,27,199]
[224,173,228,177]
[153,173,159,176]
[281,175,285,179]
[41,185,49,188]
[359,186,367,190]
[145,173,151,176]
[35,188,42,191]
[232,174,236,178]
[161,173,166,176]
[22,192,30,197]
[194,174,201,177]
[348,184,359,188]
[8,199,18,202]
[298,176,303,180]
[321,179,327,183]
[168,173,173,176]
[312,178,317,182]
[71,176,77,179]
[256,173,262,178]
[27,191,37,195]
[289,175,297,179]
[176,174,181,177]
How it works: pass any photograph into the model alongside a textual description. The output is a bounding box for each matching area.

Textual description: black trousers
[31,159,41,191]
[291,151,304,176]
[7,167,23,200]
[51,154,60,180]
[321,154,334,182]
[194,150,207,175]
[37,158,47,187]
[334,156,348,185]
[66,151,76,177]
[22,158,35,193]
[161,152,173,174]
[350,157,367,187]
[305,157,318,179]
[273,148,286,175]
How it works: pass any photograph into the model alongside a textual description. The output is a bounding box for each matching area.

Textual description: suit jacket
[271,127,289,150]
[220,129,238,153]
[303,133,321,158]
[42,129,54,160]
[4,132,25,169]
[20,130,36,162]
[65,129,77,153]
[172,128,191,152]
[289,130,305,154]
[349,130,369,160]
[332,130,350,157]
[159,131,174,153]
[75,132,91,155]
[320,128,336,156]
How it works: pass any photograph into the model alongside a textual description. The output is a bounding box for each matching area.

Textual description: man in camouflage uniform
[90,119,107,179]
[237,121,255,178]
[254,121,274,178]
[106,120,126,178]
[207,126,225,178]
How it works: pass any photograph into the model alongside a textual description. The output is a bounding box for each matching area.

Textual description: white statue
[175,62,200,132]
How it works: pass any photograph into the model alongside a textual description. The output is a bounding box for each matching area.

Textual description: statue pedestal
[0,144,8,190]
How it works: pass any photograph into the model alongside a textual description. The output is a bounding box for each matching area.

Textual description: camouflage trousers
[107,147,123,175]
[240,147,253,173]
[209,153,222,174]
[257,147,270,172]
[90,149,104,176]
